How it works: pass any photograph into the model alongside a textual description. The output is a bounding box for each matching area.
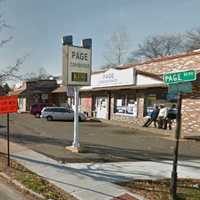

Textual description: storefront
[80,51,200,137]
[80,68,167,123]
[10,80,58,112]
[45,51,200,137]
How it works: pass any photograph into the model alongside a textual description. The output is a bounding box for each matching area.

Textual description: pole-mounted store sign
[62,39,92,86]
[62,36,92,152]
[164,69,197,200]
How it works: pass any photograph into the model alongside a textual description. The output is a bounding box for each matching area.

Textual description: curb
[0,172,45,200]
[100,119,190,141]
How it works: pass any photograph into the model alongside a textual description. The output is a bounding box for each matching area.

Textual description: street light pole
[170,93,182,200]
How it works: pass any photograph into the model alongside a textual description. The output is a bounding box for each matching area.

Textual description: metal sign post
[0,96,18,167]
[62,36,92,152]
[163,70,196,200]
[7,113,10,167]
[170,93,182,200]
[72,86,80,148]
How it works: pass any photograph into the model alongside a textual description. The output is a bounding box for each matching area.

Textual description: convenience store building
[79,51,200,137]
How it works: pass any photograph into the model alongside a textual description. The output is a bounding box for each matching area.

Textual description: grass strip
[0,154,77,200]
[118,179,200,200]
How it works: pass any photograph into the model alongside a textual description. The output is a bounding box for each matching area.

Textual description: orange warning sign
[0,96,18,114]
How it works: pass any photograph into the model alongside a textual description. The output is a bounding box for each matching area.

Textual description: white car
[40,107,87,121]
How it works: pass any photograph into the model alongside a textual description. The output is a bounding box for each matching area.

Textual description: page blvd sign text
[164,70,196,85]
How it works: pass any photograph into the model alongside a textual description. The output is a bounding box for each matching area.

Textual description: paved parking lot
[1,113,200,163]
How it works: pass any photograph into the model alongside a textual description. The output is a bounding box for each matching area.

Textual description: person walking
[164,104,177,130]
[143,105,160,128]
[157,105,168,129]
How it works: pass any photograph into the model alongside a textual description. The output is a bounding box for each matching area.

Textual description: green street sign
[168,82,192,94]
[164,70,196,85]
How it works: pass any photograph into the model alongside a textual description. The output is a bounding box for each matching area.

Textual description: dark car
[167,108,178,119]
[30,103,48,117]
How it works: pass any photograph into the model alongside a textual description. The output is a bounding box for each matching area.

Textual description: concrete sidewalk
[0,139,142,200]
[12,149,200,199]
[2,139,200,200]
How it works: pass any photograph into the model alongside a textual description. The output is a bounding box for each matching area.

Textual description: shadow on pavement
[0,131,199,165]
[11,152,200,185]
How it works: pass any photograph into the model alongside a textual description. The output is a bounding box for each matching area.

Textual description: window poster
[116,99,122,107]
[127,102,137,116]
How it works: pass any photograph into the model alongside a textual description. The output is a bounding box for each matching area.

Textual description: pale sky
[1,0,200,77]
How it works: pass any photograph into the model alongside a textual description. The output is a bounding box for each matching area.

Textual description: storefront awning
[80,83,167,92]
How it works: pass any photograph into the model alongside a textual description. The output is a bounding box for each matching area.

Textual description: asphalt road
[1,113,200,162]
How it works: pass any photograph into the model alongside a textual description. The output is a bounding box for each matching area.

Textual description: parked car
[30,103,48,118]
[40,107,87,121]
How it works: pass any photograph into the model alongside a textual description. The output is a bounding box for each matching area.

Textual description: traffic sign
[164,71,196,200]
[167,93,178,101]
[168,82,192,94]
[0,96,18,114]
[164,70,196,85]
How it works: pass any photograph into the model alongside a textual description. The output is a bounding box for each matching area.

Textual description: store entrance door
[96,97,108,119]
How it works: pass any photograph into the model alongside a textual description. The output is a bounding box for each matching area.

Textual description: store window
[115,95,126,113]
[144,94,157,116]
[114,94,137,116]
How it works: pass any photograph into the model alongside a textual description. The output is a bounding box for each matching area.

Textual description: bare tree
[0,14,13,47]
[185,28,200,51]
[104,31,129,67]
[0,56,27,83]
[24,67,50,81]
[38,67,50,80]
[0,2,26,84]
[128,33,184,63]
[2,82,10,94]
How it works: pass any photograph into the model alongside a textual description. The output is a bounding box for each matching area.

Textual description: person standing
[164,104,177,130]
[157,105,168,129]
[143,105,160,128]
